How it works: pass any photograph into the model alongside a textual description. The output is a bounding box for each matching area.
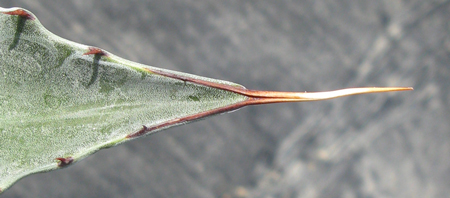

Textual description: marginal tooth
[3,9,35,20]
[83,47,108,56]
[56,157,74,167]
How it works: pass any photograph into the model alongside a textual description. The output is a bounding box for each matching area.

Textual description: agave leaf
[0,7,412,193]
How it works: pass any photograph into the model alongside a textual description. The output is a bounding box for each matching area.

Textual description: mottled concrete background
[2,0,450,197]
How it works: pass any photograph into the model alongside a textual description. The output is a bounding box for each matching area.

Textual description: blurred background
[1,0,449,197]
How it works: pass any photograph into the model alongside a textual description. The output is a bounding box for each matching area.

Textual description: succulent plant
[0,7,412,193]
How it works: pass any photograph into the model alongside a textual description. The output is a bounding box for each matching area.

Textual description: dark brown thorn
[134,125,148,137]
[3,9,35,20]
[127,125,149,138]
[56,157,74,167]
[83,47,108,56]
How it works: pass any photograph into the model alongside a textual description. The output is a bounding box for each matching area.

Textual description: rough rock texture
[2,0,449,197]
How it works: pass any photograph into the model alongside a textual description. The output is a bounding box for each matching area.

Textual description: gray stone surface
[1,0,449,197]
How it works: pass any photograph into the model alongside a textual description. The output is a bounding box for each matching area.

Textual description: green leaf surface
[0,7,412,193]
[0,7,249,191]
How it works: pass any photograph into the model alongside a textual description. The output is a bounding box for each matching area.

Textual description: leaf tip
[56,157,74,167]
[3,9,35,20]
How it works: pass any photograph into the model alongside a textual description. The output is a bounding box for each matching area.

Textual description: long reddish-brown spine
[125,67,412,138]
